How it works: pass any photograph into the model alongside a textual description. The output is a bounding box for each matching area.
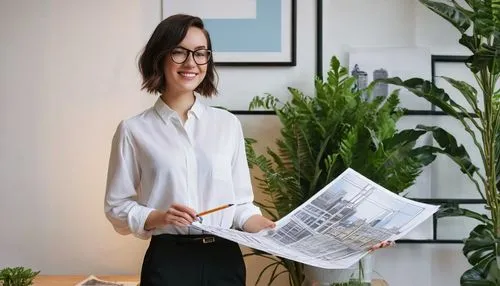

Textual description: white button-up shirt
[104,97,261,239]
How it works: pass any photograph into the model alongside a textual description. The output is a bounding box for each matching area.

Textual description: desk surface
[34,275,139,285]
[34,275,388,285]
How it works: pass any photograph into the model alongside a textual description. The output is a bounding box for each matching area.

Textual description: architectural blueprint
[192,168,439,269]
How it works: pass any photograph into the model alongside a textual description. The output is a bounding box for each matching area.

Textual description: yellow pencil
[196,204,234,217]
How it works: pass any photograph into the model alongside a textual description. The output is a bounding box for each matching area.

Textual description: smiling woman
[137,15,217,97]
[104,14,275,286]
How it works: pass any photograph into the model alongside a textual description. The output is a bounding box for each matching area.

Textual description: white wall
[0,0,476,285]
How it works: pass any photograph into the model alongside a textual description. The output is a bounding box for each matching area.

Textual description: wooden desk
[34,275,387,285]
[34,275,139,285]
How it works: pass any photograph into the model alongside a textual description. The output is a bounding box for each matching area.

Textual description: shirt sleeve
[104,121,155,240]
[230,116,262,230]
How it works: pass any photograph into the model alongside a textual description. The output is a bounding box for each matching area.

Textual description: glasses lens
[193,49,211,65]
[170,48,212,65]
[171,49,188,64]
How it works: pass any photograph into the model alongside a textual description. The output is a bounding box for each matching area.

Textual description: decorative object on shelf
[244,56,437,285]
[0,267,40,286]
[161,0,296,66]
[380,0,500,284]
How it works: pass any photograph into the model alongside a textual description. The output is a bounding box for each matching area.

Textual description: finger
[369,242,382,251]
[166,208,194,224]
[171,204,197,219]
[369,241,394,251]
[267,221,276,228]
[172,217,191,227]
[379,241,392,248]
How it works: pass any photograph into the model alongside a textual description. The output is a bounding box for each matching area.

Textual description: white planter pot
[302,265,356,286]
[302,254,374,286]
[360,253,374,283]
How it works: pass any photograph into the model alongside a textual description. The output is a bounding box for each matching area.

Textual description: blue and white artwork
[162,0,295,65]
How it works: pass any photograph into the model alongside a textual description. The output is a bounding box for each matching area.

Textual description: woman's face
[163,27,209,96]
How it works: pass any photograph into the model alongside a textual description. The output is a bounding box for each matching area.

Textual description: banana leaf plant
[244,56,437,286]
[377,1,500,284]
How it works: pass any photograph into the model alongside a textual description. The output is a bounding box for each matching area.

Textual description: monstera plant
[244,56,437,285]
[378,0,500,284]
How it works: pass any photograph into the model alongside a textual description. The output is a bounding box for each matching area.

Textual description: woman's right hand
[144,204,197,230]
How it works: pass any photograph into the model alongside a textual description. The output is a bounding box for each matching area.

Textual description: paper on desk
[192,168,439,269]
[75,275,138,286]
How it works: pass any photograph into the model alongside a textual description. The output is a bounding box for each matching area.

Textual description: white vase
[302,254,374,286]
[360,253,374,283]
[302,264,356,286]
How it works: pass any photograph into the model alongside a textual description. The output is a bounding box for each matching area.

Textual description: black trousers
[140,234,246,286]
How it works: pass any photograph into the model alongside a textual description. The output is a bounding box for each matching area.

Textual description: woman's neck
[160,92,195,123]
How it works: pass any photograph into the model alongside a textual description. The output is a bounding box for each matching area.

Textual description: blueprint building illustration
[193,168,438,269]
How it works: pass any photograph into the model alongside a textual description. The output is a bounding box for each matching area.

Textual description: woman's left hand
[369,241,395,252]
[242,214,276,233]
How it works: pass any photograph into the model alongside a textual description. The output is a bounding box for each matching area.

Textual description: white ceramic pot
[360,253,374,283]
[302,254,374,286]
[302,264,356,286]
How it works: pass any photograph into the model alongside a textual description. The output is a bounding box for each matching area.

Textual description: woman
[104,14,275,286]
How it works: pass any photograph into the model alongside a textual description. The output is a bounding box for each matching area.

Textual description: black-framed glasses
[170,46,212,65]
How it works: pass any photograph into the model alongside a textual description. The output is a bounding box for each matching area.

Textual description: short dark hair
[138,14,218,97]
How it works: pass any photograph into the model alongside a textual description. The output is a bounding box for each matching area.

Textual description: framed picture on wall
[348,47,433,111]
[161,0,297,66]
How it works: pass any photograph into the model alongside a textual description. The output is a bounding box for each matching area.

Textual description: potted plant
[379,1,500,284]
[0,267,40,286]
[244,56,437,285]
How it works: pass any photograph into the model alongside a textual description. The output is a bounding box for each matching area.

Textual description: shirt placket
[179,115,198,212]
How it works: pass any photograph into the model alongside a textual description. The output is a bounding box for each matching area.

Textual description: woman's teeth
[179,72,196,78]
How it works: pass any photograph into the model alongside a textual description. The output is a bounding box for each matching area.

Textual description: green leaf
[440,76,480,114]
[419,0,472,33]
[459,224,500,285]
[379,77,464,120]
[383,129,427,150]
[459,34,477,52]
[416,125,479,175]
[437,204,492,225]
[461,267,497,285]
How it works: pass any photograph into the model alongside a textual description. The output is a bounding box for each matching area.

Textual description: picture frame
[161,0,296,66]
[348,47,433,111]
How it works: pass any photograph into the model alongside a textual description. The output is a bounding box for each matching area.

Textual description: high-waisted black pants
[140,234,246,286]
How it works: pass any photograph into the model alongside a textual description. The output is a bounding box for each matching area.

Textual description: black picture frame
[161,0,297,67]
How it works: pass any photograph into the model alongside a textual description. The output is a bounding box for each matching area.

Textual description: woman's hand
[145,204,197,230]
[369,241,395,252]
[242,214,276,233]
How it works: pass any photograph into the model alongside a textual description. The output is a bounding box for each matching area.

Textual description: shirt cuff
[128,205,156,240]
[233,203,262,230]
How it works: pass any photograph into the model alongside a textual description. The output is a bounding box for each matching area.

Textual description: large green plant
[378,0,500,284]
[244,56,436,285]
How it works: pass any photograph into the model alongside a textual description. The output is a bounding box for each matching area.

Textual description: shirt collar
[154,96,205,122]
[189,96,204,119]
